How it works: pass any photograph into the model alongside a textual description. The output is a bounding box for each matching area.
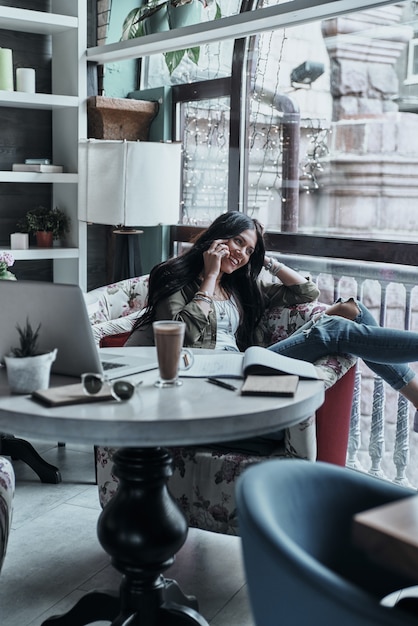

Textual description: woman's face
[220,229,258,274]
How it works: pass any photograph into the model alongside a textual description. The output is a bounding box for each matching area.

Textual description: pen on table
[207,378,238,391]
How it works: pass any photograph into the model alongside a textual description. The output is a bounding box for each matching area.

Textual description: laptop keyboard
[102,361,125,370]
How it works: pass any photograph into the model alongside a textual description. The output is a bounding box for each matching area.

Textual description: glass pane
[181,98,230,224]
[246,1,418,241]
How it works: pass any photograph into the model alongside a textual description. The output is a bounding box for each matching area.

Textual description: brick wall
[96,0,111,46]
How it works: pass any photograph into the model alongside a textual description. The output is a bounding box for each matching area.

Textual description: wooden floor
[0,440,254,626]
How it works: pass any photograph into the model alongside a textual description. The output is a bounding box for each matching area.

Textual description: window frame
[92,0,418,267]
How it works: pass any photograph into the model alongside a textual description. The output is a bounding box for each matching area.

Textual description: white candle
[16,68,35,93]
[10,233,29,250]
[0,48,14,91]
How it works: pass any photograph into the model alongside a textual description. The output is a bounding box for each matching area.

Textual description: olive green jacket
[125,278,320,349]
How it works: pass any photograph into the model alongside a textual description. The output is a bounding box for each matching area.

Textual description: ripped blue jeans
[268,300,416,391]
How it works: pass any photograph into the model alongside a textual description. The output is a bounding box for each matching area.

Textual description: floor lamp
[79,139,182,281]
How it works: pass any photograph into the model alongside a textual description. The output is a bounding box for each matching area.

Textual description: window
[106,0,418,243]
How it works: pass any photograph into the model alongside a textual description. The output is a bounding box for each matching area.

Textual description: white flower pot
[4,349,57,394]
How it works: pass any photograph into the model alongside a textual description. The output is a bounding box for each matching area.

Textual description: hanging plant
[121,0,221,75]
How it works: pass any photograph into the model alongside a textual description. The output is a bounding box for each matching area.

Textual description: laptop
[0,280,158,379]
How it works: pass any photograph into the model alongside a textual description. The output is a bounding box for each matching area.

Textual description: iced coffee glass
[152,321,193,388]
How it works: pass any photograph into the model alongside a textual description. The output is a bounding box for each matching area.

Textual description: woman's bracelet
[272,261,285,276]
[193,291,213,305]
[265,257,285,276]
[193,295,212,305]
[195,290,213,300]
[265,257,274,272]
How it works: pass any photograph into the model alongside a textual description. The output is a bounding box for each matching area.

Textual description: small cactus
[11,318,41,357]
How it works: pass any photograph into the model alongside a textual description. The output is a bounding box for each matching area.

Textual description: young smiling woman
[126,211,319,350]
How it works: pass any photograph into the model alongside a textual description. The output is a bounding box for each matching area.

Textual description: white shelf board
[0,91,79,110]
[4,248,79,261]
[86,0,396,63]
[0,7,77,35]
[0,172,78,184]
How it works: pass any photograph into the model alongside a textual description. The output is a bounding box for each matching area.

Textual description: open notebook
[181,346,321,380]
[0,280,158,380]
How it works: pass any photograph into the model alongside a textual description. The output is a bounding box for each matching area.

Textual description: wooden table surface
[353,494,418,581]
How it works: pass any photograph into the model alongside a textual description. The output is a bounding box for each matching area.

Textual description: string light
[177,0,329,224]
[299,120,330,192]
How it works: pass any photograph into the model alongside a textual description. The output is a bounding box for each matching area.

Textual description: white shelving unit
[0,1,87,291]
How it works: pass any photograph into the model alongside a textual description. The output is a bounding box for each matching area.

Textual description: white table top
[0,347,325,448]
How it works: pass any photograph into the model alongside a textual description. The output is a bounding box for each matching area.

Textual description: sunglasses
[81,373,141,402]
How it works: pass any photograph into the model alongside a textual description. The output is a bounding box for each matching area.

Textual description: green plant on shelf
[17,206,70,240]
[0,251,16,280]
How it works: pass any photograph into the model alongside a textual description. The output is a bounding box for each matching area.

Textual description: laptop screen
[0,280,103,377]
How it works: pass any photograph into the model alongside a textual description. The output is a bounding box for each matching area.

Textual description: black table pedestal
[42,447,209,626]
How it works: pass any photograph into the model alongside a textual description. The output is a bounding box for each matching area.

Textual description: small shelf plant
[0,251,16,280]
[17,206,70,246]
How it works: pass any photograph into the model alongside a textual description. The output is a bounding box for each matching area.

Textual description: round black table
[0,349,324,626]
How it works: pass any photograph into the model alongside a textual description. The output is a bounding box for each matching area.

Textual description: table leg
[42,447,209,626]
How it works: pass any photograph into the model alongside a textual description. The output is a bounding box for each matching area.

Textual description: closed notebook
[240,374,299,397]
[31,383,113,407]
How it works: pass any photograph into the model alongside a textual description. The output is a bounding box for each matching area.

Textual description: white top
[214,297,240,351]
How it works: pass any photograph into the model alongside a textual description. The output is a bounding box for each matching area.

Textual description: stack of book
[12,158,63,173]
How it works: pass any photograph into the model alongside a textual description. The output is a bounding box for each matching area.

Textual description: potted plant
[17,206,70,247]
[121,0,221,75]
[0,251,16,280]
[4,318,57,394]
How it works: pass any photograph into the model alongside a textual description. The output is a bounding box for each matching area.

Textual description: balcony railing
[269,252,418,487]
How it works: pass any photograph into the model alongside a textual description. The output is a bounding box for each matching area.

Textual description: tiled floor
[0,440,255,626]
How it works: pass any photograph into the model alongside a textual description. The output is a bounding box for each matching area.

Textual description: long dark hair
[133,211,267,349]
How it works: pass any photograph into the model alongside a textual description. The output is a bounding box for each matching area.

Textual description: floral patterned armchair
[86,275,357,535]
[0,456,14,573]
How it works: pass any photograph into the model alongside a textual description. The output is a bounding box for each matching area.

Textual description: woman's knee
[326,298,360,321]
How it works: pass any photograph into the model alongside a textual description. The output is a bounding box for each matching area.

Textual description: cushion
[90,312,140,346]
[85,276,149,327]
[100,331,131,348]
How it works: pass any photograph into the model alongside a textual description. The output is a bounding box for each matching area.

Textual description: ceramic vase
[0,270,16,280]
[5,349,57,394]
[167,1,202,29]
[144,3,170,34]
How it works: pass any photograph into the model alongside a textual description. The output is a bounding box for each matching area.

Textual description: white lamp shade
[79,139,182,227]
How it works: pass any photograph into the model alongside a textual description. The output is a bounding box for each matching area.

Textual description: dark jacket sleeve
[259,279,320,308]
[125,281,217,348]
